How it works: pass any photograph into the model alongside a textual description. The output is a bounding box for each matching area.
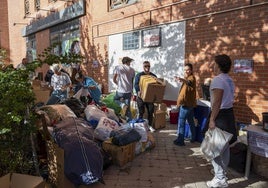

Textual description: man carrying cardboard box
[134,61,157,131]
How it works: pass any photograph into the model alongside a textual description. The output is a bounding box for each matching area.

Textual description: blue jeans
[114,91,132,120]
[46,90,67,105]
[176,106,196,144]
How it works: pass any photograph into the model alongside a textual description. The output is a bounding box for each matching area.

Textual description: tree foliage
[0,44,84,176]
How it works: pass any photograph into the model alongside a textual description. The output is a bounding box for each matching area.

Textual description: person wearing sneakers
[113,56,135,120]
[134,61,157,132]
[173,63,197,146]
[206,54,237,188]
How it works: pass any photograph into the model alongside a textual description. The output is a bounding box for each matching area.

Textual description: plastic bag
[111,128,141,146]
[200,127,233,161]
[94,117,120,141]
[73,88,91,99]
[84,104,107,122]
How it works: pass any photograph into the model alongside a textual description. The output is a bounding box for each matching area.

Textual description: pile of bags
[36,96,155,187]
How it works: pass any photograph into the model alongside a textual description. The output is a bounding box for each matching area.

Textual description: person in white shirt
[206,54,237,188]
[16,58,28,70]
[46,64,72,105]
[113,57,135,120]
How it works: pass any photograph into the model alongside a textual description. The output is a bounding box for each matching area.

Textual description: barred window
[123,31,139,50]
[35,0,40,11]
[24,0,30,15]
[110,0,137,10]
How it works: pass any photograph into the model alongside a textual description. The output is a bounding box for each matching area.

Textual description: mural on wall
[108,22,186,101]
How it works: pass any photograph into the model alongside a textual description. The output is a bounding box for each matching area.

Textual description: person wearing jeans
[46,64,72,105]
[113,57,135,120]
[174,63,197,146]
[177,106,196,143]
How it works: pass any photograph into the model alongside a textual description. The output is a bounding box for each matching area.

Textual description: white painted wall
[108,21,186,101]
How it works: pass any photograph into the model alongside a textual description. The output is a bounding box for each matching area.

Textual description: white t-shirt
[210,73,235,109]
[51,72,72,91]
[113,64,135,93]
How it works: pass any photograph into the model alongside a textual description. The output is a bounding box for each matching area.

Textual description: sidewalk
[89,122,268,188]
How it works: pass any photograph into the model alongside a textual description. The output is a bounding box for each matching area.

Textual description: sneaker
[148,126,155,132]
[173,139,185,146]
[206,177,228,188]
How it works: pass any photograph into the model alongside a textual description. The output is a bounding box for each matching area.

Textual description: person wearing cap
[74,71,102,104]
[134,61,157,131]
[46,64,72,105]
[113,56,135,120]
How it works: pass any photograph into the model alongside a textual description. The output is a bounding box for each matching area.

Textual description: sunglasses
[144,65,150,68]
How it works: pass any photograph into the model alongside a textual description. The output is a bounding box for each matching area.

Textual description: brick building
[1,0,268,125]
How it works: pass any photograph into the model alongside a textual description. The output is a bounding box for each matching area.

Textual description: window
[24,0,30,15]
[123,31,139,50]
[50,19,80,55]
[35,0,40,11]
[110,0,137,10]
[26,35,36,62]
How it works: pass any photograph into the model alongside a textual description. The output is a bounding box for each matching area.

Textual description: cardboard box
[33,89,51,103]
[32,81,51,103]
[0,173,45,188]
[139,75,166,103]
[155,103,167,112]
[153,110,166,130]
[102,140,136,167]
[46,140,76,188]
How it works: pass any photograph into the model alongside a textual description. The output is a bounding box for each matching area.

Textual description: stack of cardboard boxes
[32,80,51,103]
[139,75,167,130]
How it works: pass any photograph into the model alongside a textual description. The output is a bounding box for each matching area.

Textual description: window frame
[122,31,140,50]
[109,0,138,11]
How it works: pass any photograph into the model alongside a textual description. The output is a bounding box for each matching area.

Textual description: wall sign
[234,59,253,73]
[23,0,86,36]
[142,28,161,47]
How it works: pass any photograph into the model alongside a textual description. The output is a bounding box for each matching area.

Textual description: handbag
[200,127,233,161]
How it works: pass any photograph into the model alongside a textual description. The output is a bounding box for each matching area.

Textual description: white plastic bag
[94,117,120,141]
[84,104,107,122]
[73,88,91,99]
[132,122,148,142]
[200,127,233,161]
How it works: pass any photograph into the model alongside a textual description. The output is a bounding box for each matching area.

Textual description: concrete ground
[50,122,267,188]
[89,122,268,188]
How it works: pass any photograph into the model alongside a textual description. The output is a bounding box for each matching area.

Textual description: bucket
[169,110,179,124]
[262,112,268,131]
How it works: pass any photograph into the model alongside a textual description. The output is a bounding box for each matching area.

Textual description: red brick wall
[90,0,268,124]
[35,29,51,78]
[185,4,268,124]
[0,0,10,63]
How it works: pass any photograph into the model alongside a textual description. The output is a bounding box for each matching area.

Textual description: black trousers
[136,97,154,126]
[203,108,237,144]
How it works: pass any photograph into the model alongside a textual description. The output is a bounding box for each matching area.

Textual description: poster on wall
[234,59,253,73]
[142,28,161,47]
